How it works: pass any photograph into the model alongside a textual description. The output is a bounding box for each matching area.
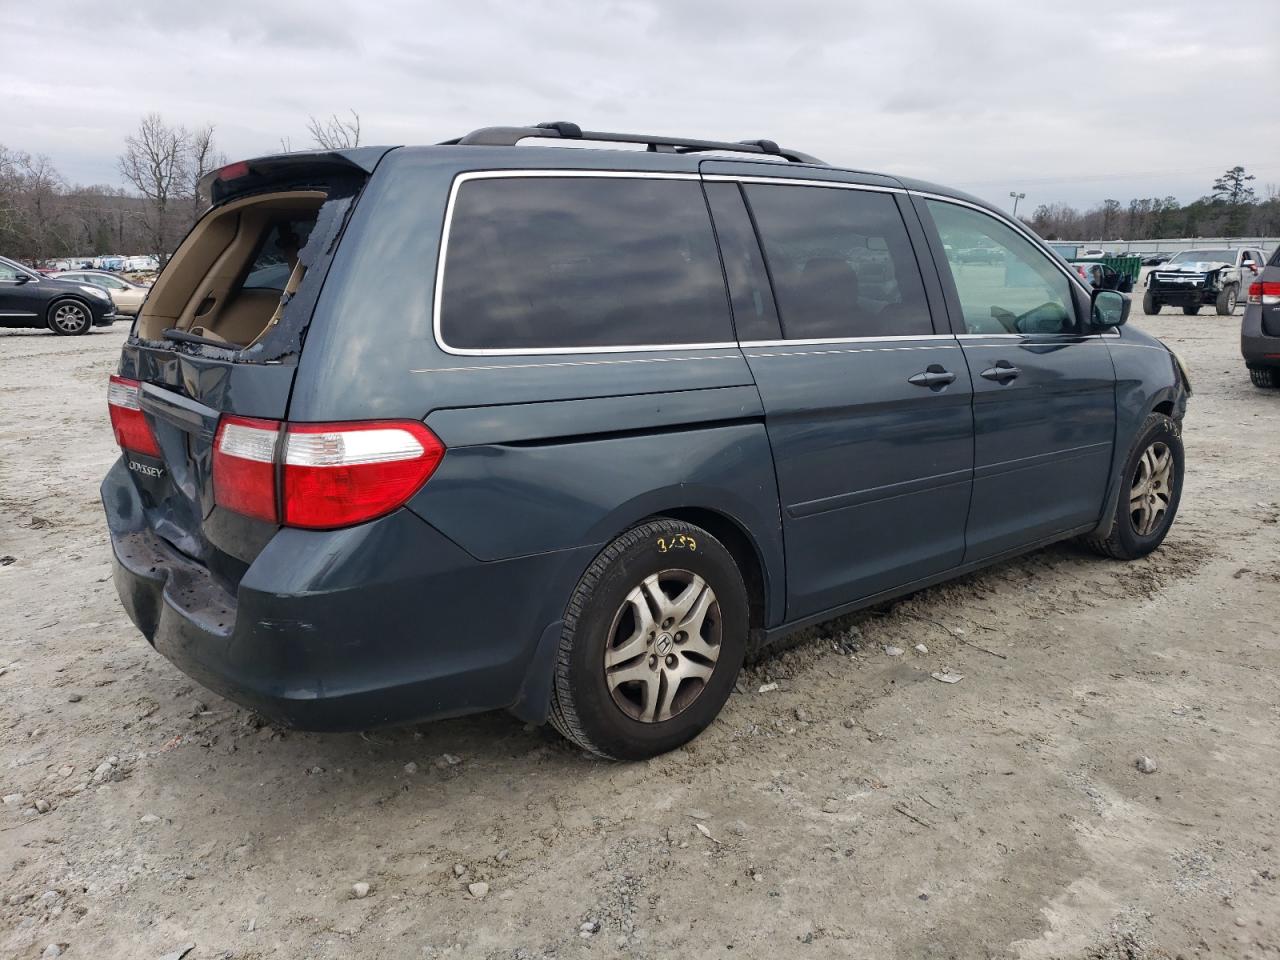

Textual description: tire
[1249,365,1280,389]
[1142,290,1160,315]
[548,519,749,760]
[1215,285,1238,315]
[1083,413,1184,561]
[47,299,91,335]
[1181,304,1200,316]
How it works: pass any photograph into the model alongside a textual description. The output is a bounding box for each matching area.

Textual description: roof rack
[441,121,825,165]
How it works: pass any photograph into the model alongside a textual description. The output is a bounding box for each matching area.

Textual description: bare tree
[307,110,361,149]
[187,124,226,220]
[118,113,190,259]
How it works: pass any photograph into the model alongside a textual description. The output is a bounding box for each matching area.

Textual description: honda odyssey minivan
[103,123,1191,760]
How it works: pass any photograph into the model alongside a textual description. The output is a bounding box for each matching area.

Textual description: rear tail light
[216,160,250,181]
[107,375,160,457]
[213,417,281,523]
[1248,281,1280,305]
[212,418,444,529]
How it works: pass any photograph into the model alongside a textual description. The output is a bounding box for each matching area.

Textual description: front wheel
[1215,285,1238,315]
[1083,413,1184,560]
[1142,290,1161,315]
[549,519,748,760]
[47,299,91,335]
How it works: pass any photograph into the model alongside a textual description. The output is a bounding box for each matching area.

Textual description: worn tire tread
[548,519,727,760]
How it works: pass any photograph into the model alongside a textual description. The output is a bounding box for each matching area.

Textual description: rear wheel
[549,519,748,760]
[1249,365,1280,389]
[1181,304,1201,316]
[1142,290,1160,315]
[1083,413,1183,560]
[1215,285,1238,315]
[47,299,91,335]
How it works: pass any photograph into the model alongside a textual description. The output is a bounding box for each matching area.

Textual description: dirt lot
[1,307,1277,960]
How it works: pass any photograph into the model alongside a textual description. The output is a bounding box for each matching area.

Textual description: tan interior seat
[135,191,324,346]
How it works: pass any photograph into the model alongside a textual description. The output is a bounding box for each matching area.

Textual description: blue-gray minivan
[102,123,1191,759]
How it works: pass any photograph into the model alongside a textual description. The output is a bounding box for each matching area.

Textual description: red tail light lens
[1248,281,1280,305]
[282,421,445,529]
[213,416,280,523]
[211,417,444,529]
[217,160,250,181]
[107,375,160,457]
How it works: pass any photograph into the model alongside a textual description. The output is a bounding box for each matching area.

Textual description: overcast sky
[4,0,1277,213]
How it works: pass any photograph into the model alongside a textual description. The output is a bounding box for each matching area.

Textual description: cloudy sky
[3,0,1277,213]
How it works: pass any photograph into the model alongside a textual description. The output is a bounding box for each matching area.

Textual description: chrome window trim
[430,170,1098,359]
[433,169,721,358]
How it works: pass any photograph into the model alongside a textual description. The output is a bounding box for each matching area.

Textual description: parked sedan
[0,255,117,334]
[52,270,148,317]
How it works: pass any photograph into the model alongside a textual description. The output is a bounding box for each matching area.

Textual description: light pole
[1009,191,1026,218]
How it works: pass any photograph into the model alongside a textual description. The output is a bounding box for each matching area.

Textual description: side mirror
[13,273,31,284]
[1092,288,1129,328]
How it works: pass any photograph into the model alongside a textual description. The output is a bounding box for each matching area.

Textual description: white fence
[1060,237,1274,256]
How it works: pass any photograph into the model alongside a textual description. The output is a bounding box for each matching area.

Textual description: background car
[1070,260,1135,292]
[0,255,117,334]
[52,269,148,316]
[1144,247,1264,316]
[1242,246,1280,388]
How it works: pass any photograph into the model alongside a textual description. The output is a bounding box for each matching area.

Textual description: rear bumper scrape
[102,457,594,730]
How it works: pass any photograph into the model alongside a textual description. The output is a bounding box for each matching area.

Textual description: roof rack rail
[440,121,825,165]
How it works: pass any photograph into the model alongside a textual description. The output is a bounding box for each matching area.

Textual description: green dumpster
[1099,255,1142,283]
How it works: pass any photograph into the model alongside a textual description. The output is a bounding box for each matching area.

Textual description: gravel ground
[1,307,1277,960]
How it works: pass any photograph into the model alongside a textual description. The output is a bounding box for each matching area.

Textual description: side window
[440,176,731,351]
[743,184,932,340]
[243,219,314,291]
[703,182,780,342]
[0,262,24,281]
[926,200,1078,335]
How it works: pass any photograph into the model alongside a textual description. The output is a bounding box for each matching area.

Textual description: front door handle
[908,365,957,389]
[980,361,1022,383]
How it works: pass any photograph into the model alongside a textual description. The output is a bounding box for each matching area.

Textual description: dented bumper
[102,457,588,729]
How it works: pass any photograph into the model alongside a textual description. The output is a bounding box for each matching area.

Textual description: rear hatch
[111,148,390,586]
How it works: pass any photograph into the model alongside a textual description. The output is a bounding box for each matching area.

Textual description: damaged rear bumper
[102,457,588,730]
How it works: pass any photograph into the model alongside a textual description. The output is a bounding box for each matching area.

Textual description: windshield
[1168,250,1234,264]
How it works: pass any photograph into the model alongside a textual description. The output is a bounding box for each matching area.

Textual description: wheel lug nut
[665,655,677,667]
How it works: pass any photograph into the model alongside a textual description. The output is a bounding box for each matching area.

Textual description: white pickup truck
[1144,247,1267,316]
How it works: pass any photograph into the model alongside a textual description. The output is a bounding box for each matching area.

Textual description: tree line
[0,111,361,264]
[4,124,1276,264]
[1024,166,1279,241]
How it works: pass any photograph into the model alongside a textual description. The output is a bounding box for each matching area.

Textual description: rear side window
[244,219,315,291]
[439,176,732,351]
[743,184,932,340]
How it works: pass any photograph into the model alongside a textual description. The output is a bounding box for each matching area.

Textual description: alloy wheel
[604,570,721,723]
[1129,441,1174,536]
[52,303,89,333]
